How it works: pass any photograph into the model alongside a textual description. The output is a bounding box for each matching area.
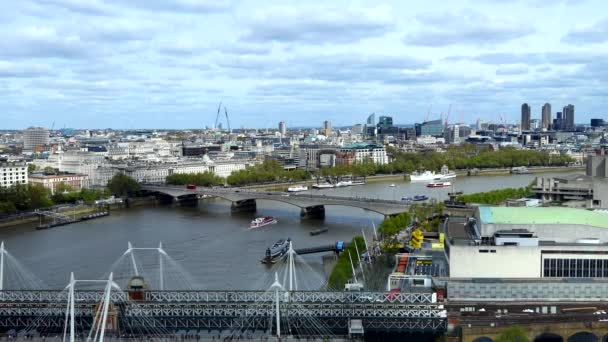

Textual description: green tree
[27,164,37,174]
[107,173,140,197]
[496,326,529,342]
[43,166,57,175]
[327,236,366,289]
[166,172,225,186]
[0,201,17,214]
[27,184,53,209]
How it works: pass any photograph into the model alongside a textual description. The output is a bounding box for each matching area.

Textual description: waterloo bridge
[140,184,412,218]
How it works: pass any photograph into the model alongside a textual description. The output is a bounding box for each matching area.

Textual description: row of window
[3,176,27,180]
[543,258,608,278]
[0,180,27,185]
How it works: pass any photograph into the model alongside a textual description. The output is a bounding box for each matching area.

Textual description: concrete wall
[449,245,541,278]
[448,279,608,301]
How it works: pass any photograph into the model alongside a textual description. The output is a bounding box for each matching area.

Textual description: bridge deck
[142,185,411,216]
[0,290,446,335]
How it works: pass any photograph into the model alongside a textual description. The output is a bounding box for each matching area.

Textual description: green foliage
[327,236,366,290]
[43,166,58,175]
[384,144,573,174]
[28,184,53,208]
[166,172,225,186]
[0,201,17,214]
[0,183,53,213]
[457,187,533,205]
[27,164,37,174]
[410,203,445,231]
[107,173,140,197]
[496,325,529,342]
[227,160,310,186]
[378,213,411,237]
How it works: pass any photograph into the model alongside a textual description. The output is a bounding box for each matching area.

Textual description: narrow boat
[427,181,452,188]
[312,183,335,189]
[287,185,308,192]
[413,195,429,201]
[250,216,277,229]
[310,227,329,236]
[401,197,412,202]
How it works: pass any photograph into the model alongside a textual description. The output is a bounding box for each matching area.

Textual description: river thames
[0,171,579,290]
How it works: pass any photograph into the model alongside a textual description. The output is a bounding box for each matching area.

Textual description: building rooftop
[479,206,608,229]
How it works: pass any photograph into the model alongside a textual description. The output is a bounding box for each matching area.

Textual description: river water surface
[0,171,579,290]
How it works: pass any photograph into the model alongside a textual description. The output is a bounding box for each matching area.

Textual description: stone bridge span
[141,184,411,218]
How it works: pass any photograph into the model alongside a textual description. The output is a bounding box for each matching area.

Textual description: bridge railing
[0,290,435,304]
[0,290,126,302]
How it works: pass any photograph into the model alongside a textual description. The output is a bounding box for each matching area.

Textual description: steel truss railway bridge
[141,184,411,217]
[0,289,445,338]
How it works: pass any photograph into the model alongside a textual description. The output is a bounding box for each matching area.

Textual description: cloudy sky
[1,0,607,129]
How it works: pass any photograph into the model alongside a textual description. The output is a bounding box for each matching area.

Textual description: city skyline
[1,0,607,129]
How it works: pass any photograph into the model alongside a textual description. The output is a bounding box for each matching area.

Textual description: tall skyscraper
[23,126,49,151]
[521,103,531,131]
[541,103,552,130]
[323,120,332,136]
[366,113,375,126]
[563,104,575,130]
[278,121,287,136]
[377,116,393,129]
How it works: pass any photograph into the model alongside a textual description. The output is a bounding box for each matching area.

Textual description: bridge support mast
[269,272,284,338]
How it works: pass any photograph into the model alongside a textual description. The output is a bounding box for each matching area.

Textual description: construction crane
[224,106,231,133]
[425,105,432,122]
[214,102,222,130]
[445,104,452,129]
[213,102,232,133]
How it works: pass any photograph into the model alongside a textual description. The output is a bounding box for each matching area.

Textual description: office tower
[521,103,531,131]
[366,113,375,126]
[23,126,49,151]
[563,104,575,130]
[323,120,332,136]
[278,121,287,136]
[541,103,551,130]
[377,116,393,129]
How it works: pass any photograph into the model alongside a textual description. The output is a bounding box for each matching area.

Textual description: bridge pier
[231,199,257,213]
[177,194,199,206]
[300,205,325,219]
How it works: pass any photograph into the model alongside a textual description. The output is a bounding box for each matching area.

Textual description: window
[544,258,608,278]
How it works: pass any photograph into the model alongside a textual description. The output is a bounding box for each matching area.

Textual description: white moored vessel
[312,183,335,189]
[410,165,456,182]
[287,185,308,192]
[335,180,353,187]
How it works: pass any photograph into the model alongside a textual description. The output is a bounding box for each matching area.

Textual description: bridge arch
[472,337,494,342]
[568,332,598,342]
[535,333,564,342]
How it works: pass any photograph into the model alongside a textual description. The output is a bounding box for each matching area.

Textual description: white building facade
[0,162,28,187]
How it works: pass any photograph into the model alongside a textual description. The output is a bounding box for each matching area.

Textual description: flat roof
[478,206,608,229]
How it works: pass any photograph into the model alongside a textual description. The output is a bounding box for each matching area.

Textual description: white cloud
[403,10,535,46]
[240,6,394,44]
